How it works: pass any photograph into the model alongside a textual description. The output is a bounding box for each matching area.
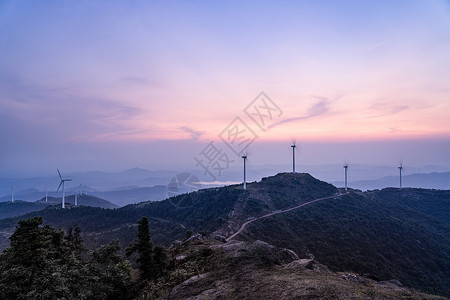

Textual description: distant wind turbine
[291,142,296,174]
[45,188,48,202]
[398,162,403,189]
[57,169,72,209]
[242,155,247,190]
[343,162,349,191]
[11,185,14,203]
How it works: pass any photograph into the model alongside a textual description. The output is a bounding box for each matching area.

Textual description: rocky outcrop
[158,238,442,300]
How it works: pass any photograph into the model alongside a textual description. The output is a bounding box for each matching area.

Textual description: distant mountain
[0,168,177,198]
[0,195,118,220]
[0,201,51,220]
[90,185,168,206]
[333,171,450,191]
[0,185,168,207]
[0,173,449,297]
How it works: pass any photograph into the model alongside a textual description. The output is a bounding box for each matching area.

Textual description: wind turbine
[242,154,247,190]
[11,185,14,203]
[57,169,72,209]
[291,142,296,174]
[45,188,48,202]
[343,162,349,191]
[75,184,82,206]
[398,162,403,189]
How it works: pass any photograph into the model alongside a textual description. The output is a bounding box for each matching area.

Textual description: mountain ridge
[0,173,449,297]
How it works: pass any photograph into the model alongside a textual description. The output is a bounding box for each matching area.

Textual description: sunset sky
[1,0,450,177]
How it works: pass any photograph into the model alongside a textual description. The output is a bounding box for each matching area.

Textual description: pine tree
[0,217,132,299]
[126,216,155,281]
[66,225,85,257]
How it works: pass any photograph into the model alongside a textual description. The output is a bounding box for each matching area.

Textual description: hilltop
[35,194,119,209]
[0,173,449,297]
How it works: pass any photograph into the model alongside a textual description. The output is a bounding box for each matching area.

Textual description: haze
[1,1,450,179]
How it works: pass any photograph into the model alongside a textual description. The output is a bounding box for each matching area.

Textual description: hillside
[36,194,119,209]
[90,185,168,206]
[236,188,450,297]
[151,238,445,300]
[0,201,51,220]
[0,173,449,297]
[0,195,118,221]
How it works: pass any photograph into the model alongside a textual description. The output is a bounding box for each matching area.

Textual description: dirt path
[226,192,348,242]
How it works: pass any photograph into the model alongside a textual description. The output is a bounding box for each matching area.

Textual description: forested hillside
[238,188,450,297]
[0,173,449,297]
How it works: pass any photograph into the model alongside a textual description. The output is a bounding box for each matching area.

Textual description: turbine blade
[57,169,62,180]
[66,179,72,182]
[57,181,63,192]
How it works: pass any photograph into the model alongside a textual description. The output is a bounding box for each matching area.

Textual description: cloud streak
[179,126,205,141]
[368,102,410,118]
[268,96,332,129]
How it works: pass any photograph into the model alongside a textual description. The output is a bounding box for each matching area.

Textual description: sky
[1,0,450,179]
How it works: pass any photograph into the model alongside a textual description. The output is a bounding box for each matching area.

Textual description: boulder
[214,235,227,243]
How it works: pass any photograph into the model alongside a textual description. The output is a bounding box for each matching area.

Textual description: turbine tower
[11,185,14,203]
[398,163,403,189]
[242,155,247,190]
[45,188,48,202]
[74,192,78,206]
[57,169,72,209]
[291,143,296,173]
[343,163,349,191]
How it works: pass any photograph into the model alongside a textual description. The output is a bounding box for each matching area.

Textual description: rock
[186,233,206,242]
[284,259,314,270]
[175,254,187,261]
[249,240,281,265]
[214,235,227,243]
[341,273,365,283]
[281,248,299,261]
[169,240,183,249]
[376,279,403,287]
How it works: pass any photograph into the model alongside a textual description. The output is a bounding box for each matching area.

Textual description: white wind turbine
[343,161,349,191]
[57,169,72,209]
[291,142,296,174]
[398,162,403,189]
[242,154,248,190]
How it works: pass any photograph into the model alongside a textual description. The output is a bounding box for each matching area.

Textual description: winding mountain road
[226,192,348,242]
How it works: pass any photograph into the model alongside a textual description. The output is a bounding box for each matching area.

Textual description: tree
[127,216,155,281]
[66,224,85,257]
[90,240,132,299]
[153,245,168,278]
[0,217,133,299]
[0,216,76,299]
